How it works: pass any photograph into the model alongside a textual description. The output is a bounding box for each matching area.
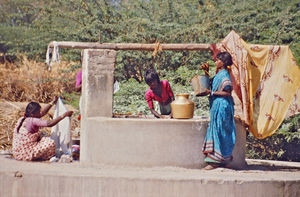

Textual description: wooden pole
[48,41,212,51]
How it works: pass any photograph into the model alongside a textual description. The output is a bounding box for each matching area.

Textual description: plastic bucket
[190,75,210,96]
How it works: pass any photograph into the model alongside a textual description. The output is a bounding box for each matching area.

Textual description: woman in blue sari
[202,52,236,170]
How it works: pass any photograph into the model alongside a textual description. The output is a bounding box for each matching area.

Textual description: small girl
[144,69,175,118]
[12,96,73,161]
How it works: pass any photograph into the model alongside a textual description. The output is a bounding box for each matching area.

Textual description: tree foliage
[0,0,299,69]
[1,0,299,116]
[1,0,299,111]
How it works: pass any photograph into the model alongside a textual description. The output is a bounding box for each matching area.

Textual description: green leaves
[113,79,149,114]
[1,0,299,64]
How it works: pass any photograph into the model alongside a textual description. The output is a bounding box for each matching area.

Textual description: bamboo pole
[48,41,212,51]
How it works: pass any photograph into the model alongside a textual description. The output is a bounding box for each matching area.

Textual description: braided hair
[16,102,41,133]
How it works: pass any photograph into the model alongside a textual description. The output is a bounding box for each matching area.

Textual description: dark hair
[144,69,160,85]
[25,102,41,117]
[216,52,233,68]
[16,102,41,133]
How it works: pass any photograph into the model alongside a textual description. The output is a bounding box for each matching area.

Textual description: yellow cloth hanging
[245,43,300,138]
[219,30,300,139]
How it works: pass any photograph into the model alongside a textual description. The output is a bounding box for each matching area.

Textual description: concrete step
[0,155,299,197]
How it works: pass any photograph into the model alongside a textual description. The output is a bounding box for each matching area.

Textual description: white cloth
[46,41,60,70]
[114,80,120,94]
[51,97,71,156]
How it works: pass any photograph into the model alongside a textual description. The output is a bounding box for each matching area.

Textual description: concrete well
[80,49,246,169]
[81,116,246,169]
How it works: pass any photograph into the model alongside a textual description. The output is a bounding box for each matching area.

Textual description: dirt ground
[0,99,79,151]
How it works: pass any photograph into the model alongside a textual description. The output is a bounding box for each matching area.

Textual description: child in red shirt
[144,69,174,118]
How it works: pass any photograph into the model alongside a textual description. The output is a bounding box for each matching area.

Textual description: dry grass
[0,55,77,102]
[0,56,80,151]
[0,108,22,150]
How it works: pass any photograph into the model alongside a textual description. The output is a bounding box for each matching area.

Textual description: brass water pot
[171,93,195,119]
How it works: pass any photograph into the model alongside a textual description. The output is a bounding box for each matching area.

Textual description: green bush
[246,114,300,162]
[113,79,149,114]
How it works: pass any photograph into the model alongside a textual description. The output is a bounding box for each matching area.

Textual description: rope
[152,42,162,57]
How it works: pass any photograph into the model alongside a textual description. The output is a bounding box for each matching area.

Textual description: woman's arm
[46,111,73,127]
[208,88,232,97]
[40,96,58,117]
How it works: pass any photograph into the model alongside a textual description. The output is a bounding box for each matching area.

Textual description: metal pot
[171,93,195,119]
[190,75,210,96]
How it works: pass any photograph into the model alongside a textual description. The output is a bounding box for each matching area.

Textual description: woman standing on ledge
[202,51,236,170]
[12,96,73,161]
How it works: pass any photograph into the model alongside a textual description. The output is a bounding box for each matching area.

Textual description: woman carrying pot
[201,51,236,170]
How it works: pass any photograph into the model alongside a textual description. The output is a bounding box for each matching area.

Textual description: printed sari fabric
[12,118,55,161]
[216,30,300,139]
[202,69,236,163]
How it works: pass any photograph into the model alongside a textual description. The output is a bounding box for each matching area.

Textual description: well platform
[0,155,299,197]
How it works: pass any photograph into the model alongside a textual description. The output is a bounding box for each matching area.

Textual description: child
[144,69,175,118]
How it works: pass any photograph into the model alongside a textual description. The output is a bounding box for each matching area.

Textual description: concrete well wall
[81,117,246,169]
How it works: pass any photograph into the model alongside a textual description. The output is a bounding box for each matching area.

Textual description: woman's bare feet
[203,163,220,170]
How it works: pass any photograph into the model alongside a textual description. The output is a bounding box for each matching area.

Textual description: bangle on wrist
[211,91,214,96]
